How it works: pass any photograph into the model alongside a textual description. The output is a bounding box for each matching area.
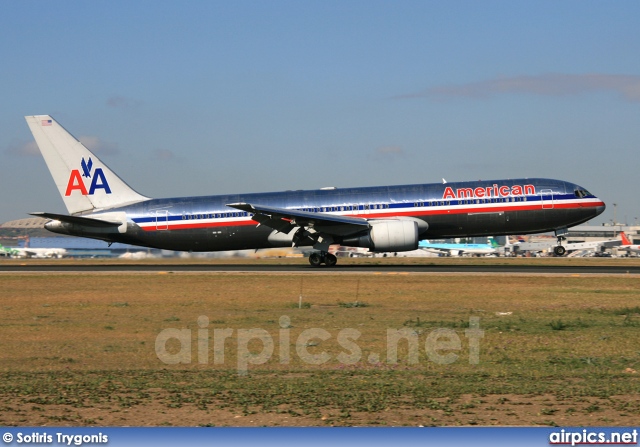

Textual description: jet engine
[342,220,419,252]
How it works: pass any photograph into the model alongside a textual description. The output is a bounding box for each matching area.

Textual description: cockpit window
[574,189,591,198]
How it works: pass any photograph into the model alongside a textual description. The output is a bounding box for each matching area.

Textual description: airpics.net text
[155,316,484,375]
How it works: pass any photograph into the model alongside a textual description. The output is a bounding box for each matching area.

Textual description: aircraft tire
[309,253,323,267]
[325,253,337,267]
[553,245,566,256]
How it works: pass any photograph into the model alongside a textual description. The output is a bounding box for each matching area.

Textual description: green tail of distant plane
[0,244,19,256]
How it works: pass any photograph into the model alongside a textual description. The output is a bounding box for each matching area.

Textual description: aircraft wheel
[309,253,323,267]
[553,245,566,256]
[325,253,337,267]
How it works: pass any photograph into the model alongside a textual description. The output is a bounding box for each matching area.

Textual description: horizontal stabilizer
[30,212,123,228]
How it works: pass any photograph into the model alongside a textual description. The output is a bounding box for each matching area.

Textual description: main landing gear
[309,252,338,267]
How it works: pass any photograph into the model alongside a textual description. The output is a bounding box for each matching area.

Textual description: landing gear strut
[308,252,337,267]
[553,236,567,256]
[553,245,566,256]
[553,228,568,257]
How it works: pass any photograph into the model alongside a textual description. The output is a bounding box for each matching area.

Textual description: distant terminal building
[0,217,48,229]
[566,225,638,243]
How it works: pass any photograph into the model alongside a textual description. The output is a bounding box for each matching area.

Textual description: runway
[2,262,640,274]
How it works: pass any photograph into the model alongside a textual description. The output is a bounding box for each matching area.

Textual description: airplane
[0,243,67,259]
[24,115,606,266]
[513,235,622,257]
[419,237,501,256]
[618,232,640,255]
[0,244,19,257]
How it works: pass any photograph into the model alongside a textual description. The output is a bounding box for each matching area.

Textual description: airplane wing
[420,246,460,256]
[420,247,450,255]
[227,203,370,237]
[20,250,40,257]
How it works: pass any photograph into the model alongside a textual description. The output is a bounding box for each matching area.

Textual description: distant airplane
[0,244,19,257]
[419,237,501,256]
[0,243,67,259]
[618,232,640,254]
[25,115,605,266]
[513,236,621,256]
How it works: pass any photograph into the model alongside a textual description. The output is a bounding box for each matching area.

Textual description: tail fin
[621,232,632,245]
[25,115,149,215]
[489,237,500,248]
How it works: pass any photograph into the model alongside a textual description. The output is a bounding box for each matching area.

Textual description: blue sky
[2,1,639,225]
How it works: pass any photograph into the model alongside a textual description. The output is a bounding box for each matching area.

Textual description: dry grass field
[1,258,639,426]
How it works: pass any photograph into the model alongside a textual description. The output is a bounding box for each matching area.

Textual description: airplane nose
[595,202,606,216]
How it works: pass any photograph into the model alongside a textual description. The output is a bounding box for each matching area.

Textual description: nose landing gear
[553,228,568,256]
[309,252,338,267]
[553,244,566,256]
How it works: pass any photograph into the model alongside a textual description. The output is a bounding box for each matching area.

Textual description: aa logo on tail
[65,157,112,196]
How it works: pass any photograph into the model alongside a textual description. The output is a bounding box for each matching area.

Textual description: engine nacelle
[343,220,419,252]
